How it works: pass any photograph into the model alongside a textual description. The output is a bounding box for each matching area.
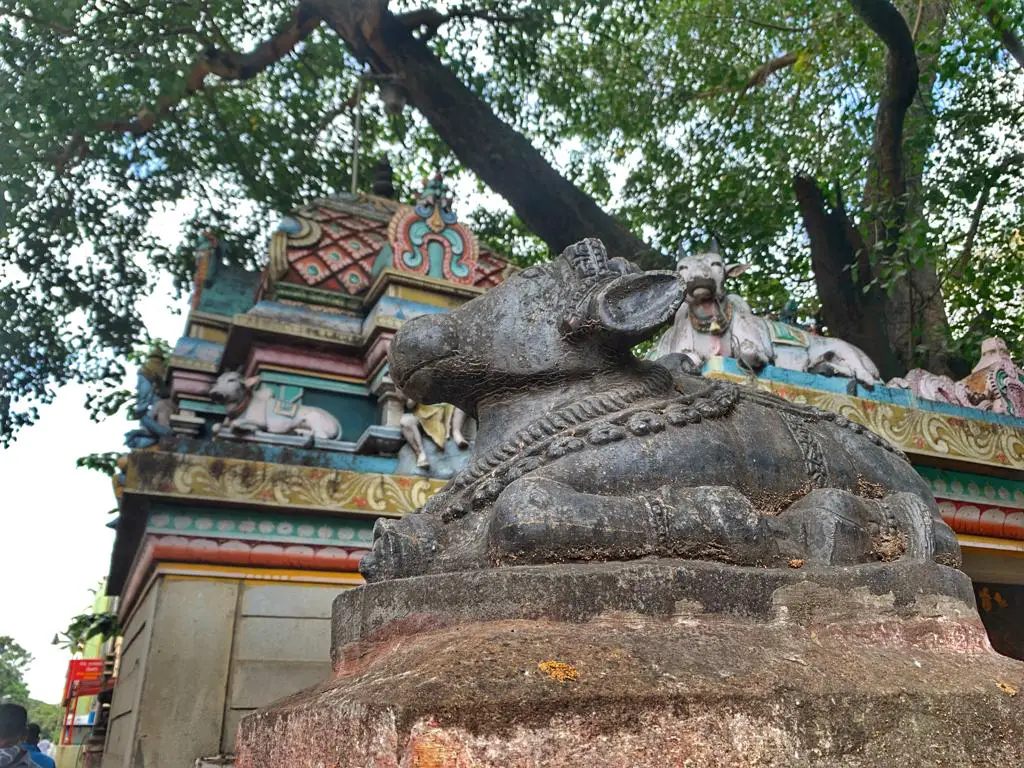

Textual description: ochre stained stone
[235,562,1024,767]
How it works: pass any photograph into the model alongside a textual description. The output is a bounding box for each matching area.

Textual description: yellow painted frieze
[125,450,445,516]
[705,370,1024,469]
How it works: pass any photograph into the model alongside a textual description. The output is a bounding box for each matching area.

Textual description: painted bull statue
[209,371,341,443]
[653,242,881,387]
[360,238,958,582]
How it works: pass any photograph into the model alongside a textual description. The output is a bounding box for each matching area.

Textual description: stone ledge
[237,607,1024,768]
[331,559,976,657]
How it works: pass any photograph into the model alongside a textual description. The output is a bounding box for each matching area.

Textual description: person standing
[19,725,55,768]
[0,705,35,767]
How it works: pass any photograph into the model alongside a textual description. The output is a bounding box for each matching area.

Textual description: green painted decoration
[146,504,376,546]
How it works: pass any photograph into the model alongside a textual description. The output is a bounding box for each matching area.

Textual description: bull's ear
[590,271,682,345]
[726,263,750,279]
[243,376,260,391]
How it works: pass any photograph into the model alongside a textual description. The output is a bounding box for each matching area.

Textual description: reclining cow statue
[209,371,341,444]
[360,238,959,582]
[653,242,882,387]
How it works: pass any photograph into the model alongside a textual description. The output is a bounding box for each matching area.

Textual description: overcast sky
[0,217,186,704]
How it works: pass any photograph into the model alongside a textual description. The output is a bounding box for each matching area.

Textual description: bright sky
[0,215,186,705]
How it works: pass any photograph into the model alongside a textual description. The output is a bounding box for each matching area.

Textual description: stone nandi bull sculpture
[209,371,341,443]
[360,238,958,582]
[653,242,882,387]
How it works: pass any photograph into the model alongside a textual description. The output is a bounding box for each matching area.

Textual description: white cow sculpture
[209,371,341,444]
[653,243,882,387]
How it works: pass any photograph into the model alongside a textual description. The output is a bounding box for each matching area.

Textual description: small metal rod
[351,75,365,194]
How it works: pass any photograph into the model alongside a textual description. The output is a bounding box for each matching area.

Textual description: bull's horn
[563,238,609,279]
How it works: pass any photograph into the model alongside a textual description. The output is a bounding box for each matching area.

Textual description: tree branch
[682,12,811,34]
[940,151,1024,287]
[911,0,924,39]
[949,186,990,284]
[314,92,361,140]
[4,10,74,36]
[693,51,800,103]
[742,52,800,93]
[976,0,1024,68]
[847,0,918,202]
[54,5,321,173]
[306,0,660,267]
[395,6,527,39]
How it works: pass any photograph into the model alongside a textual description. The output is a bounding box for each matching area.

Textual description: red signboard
[61,659,105,703]
[60,658,106,746]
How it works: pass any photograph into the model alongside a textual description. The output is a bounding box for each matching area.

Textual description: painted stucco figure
[124,349,174,449]
[653,242,881,386]
[889,336,1024,417]
[209,371,341,444]
[399,398,469,469]
[360,238,958,582]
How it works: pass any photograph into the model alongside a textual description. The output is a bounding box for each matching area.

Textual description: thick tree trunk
[872,0,953,375]
[305,0,662,268]
[794,176,903,379]
[801,0,954,378]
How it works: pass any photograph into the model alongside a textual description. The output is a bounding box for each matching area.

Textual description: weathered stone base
[236,562,1024,767]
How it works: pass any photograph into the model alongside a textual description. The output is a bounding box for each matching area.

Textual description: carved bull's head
[208,370,258,405]
[675,240,749,307]
[389,238,682,412]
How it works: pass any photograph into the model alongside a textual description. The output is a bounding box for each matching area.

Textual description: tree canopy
[0,636,32,704]
[0,636,62,735]
[1,0,1022,442]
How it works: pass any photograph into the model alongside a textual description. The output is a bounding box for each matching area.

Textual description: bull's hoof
[488,478,655,565]
[655,485,777,565]
[360,514,443,582]
[770,489,878,566]
[489,480,781,568]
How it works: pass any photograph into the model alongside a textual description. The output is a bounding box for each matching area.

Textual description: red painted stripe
[937,499,1024,541]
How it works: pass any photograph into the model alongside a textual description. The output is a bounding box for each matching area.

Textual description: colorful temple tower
[101,166,514,768]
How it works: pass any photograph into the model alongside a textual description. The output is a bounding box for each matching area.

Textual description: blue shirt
[18,746,54,768]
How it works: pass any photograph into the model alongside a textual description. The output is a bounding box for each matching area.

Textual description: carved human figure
[399,398,469,469]
[124,349,174,449]
[889,336,1024,417]
[208,371,341,444]
[653,242,881,386]
[360,238,958,582]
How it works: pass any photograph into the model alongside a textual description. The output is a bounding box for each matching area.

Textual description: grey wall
[221,583,335,752]
[102,575,343,767]
[103,583,157,767]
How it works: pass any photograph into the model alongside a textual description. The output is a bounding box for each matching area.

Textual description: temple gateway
[90,169,1023,767]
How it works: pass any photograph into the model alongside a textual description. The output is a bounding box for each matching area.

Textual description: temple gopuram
[97,172,1023,766]
[99,164,513,768]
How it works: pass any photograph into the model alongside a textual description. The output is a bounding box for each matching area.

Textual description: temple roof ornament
[379,173,480,286]
[268,175,511,298]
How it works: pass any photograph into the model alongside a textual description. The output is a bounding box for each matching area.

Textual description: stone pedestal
[235,561,1024,767]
